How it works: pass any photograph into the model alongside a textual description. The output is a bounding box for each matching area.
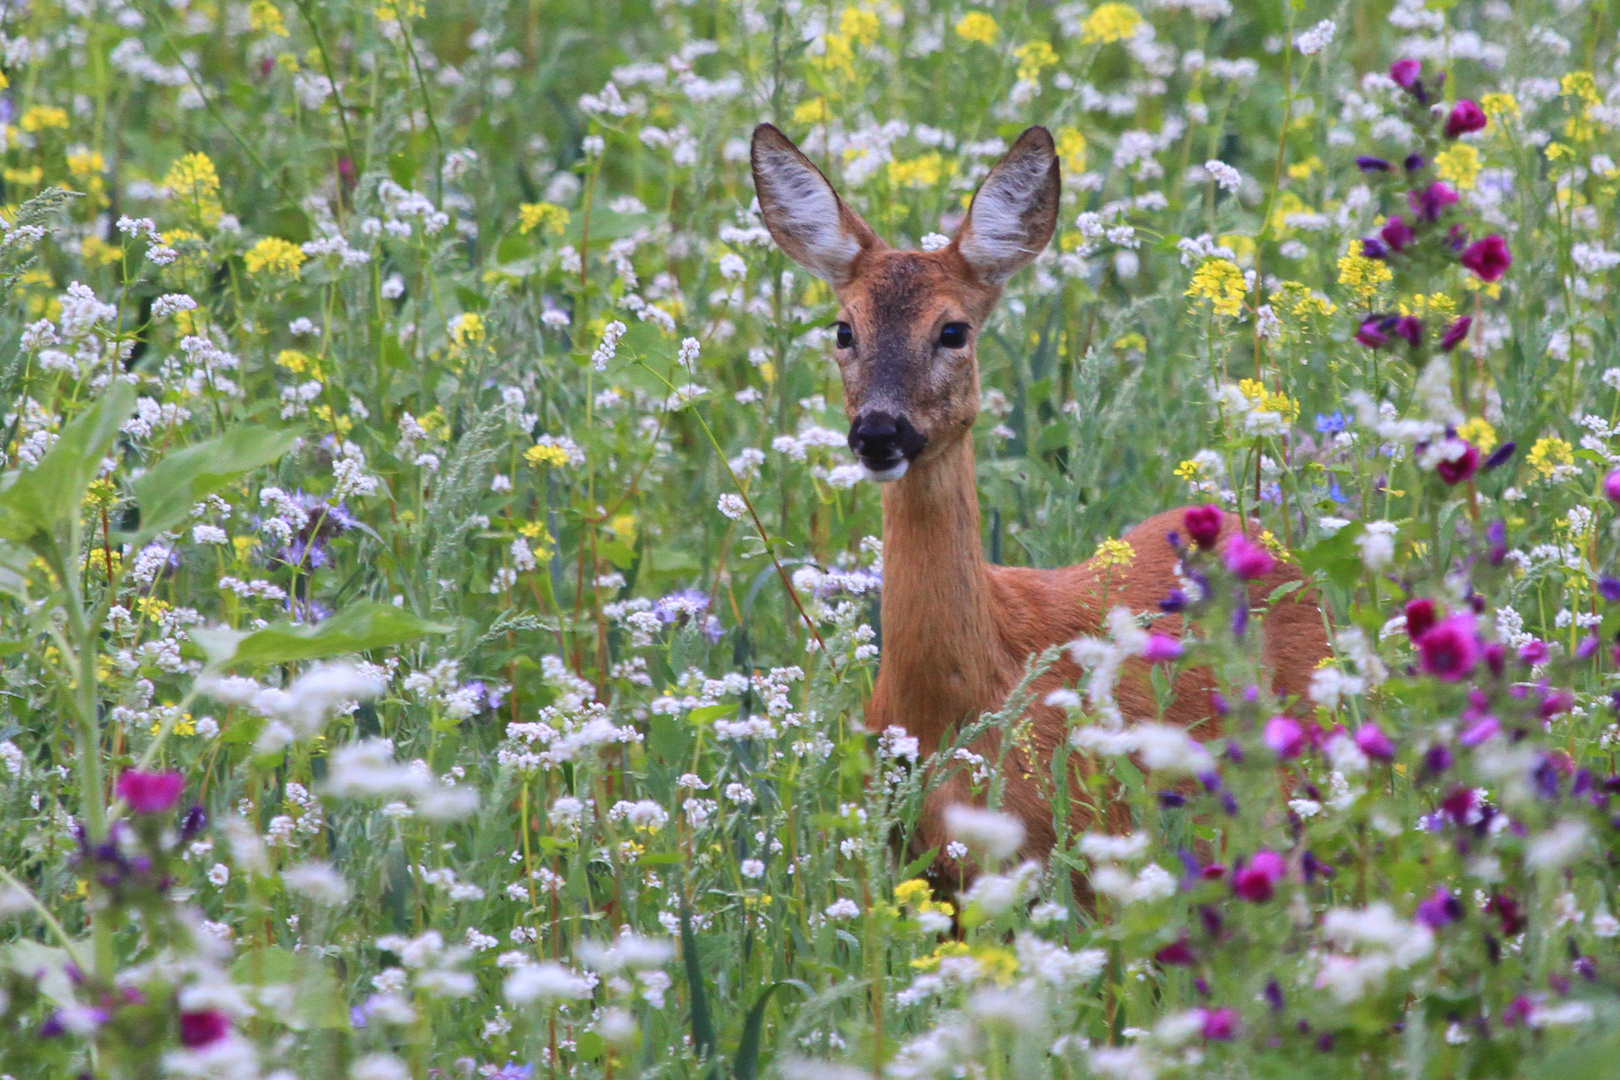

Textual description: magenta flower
[179,1010,230,1048]
[1223,533,1275,579]
[1355,316,1390,349]
[1604,469,1620,504]
[1233,849,1287,902]
[1392,315,1423,347]
[1142,633,1183,664]
[1380,215,1415,252]
[1445,99,1488,138]
[1440,315,1472,352]
[1154,938,1196,966]
[116,770,186,815]
[1200,1007,1240,1041]
[1264,715,1306,758]
[1460,235,1511,282]
[1183,504,1224,550]
[1459,715,1500,747]
[1415,614,1481,681]
[1408,182,1459,221]
[1435,442,1479,485]
[1518,639,1549,665]
[1390,58,1421,89]
[1354,722,1396,762]
[1404,598,1437,640]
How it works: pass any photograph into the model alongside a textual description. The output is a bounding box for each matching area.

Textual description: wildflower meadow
[7,0,1620,1076]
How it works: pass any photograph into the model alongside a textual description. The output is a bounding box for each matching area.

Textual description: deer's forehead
[840,255,976,326]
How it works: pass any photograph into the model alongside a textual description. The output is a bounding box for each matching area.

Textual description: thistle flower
[1404,598,1436,640]
[1142,633,1183,663]
[1602,469,1620,504]
[1460,235,1511,282]
[1183,505,1223,549]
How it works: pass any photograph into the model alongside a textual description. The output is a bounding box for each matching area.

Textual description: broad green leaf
[132,426,299,539]
[230,945,348,1030]
[0,381,135,546]
[200,601,450,666]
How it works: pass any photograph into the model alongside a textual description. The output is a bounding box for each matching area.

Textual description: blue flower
[1315,411,1346,434]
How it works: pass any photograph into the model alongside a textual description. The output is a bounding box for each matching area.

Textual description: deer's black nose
[848,412,926,476]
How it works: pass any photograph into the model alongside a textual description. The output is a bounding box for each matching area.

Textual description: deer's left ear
[953,126,1060,286]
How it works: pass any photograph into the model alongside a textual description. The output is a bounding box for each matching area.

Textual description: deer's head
[751,124,1059,481]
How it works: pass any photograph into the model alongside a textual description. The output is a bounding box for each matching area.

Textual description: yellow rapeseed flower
[1081,3,1142,44]
[839,7,881,46]
[1527,436,1573,479]
[1435,144,1481,190]
[1457,417,1497,453]
[243,236,306,278]
[448,311,485,348]
[954,11,998,44]
[518,202,570,235]
[249,0,289,35]
[1336,244,1392,306]
[1093,538,1136,568]
[164,152,224,226]
[1238,378,1299,424]
[1013,40,1058,82]
[373,0,424,21]
[1056,127,1087,173]
[1185,258,1246,318]
[525,443,573,468]
[19,105,69,132]
[813,33,856,76]
[1286,156,1322,181]
[276,349,322,377]
[1480,93,1519,121]
[793,98,829,125]
[887,153,945,188]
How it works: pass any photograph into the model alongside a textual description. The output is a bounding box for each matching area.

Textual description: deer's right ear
[751,124,879,286]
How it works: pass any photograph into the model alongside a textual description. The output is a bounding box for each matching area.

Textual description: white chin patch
[863,460,909,483]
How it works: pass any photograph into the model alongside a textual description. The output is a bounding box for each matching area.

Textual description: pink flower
[1435,442,1479,485]
[1415,615,1481,682]
[1390,58,1421,89]
[1200,1007,1240,1041]
[1264,715,1306,758]
[1460,235,1511,282]
[116,770,186,815]
[1223,534,1275,579]
[1233,849,1287,902]
[179,1010,230,1048]
[1142,633,1183,664]
[1183,504,1224,550]
[1445,99,1488,138]
[1354,722,1396,762]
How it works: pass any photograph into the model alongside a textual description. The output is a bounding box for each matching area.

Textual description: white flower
[504,962,592,1004]
[1525,820,1589,871]
[1295,18,1335,55]
[282,861,351,905]
[823,898,861,921]
[350,1053,411,1080]
[1203,159,1241,192]
[740,859,765,879]
[717,493,748,520]
[1079,832,1149,863]
[943,805,1026,861]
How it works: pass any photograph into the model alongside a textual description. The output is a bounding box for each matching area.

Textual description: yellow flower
[887,153,946,188]
[249,0,289,35]
[163,152,223,226]
[243,236,306,278]
[1269,280,1336,319]
[1219,234,1257,264]
[954,11,998,44]
[518,201,570,235]
[1013,40,1058,82]
[3,165,42,187]
[1238,378,1299,423]
[373,0,424,21]
[448,311,485,348]
[1435,144,1481,190]
[1055,127,1087,173]
[1286,156,1322,181]
[1093,538,1135,568]
[793,98,829,125]
[1112,332,1146,352]
[1397,293,1456,319]
[1561,71,1601,108]
[813,33,856,76]
[67,149,105,179]
[1336,244,1392,305]
[276,349,322,377]
[1527,436,1573,479]
[525,443,573,468]
[1545,141,1575,162]
[19,105,69,132]
[1456,417,1497,453]
[1480,93,1519,121]
[1173,459,1201,481]
[911,940,971,971]
[81,235,122,266]
[1185,258,1246,318]
[1081,3,1142,44]
[839,7,881,46]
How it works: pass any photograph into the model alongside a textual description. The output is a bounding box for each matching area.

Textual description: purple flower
[179,1010,231,1048]
[1445,99,1488,138]
[1264,979,1285,1011]
[1380,215,1415,252]
[1459,715,1500,747]
[1183,504,1224,550]
[1392,315,1423,347]
[654,588,710,624]
[1482,441,1515,471]
[1605,469,1620,505]
[1390,58,1421,89]
[1415,887,1461,929]
[1355,316,1390,349]
[1460,235,1511,282]
[1200,1007,1239,1041]
[1233,850,1287,903]
[1355,156,1392,172]
[1264,715,1306,758]
[1436,442,1479,485]
[1354,722,1396,762]
[116,770,185,815]
[1422,744,1453,777]
[1440,315,1472,351]
[1518,639,1550,664]
[1155,937,1196,966]
[1223,533,1275,579]
[1601,578,1620,604]
[1415,614,1481,681]
[1142,633,1183,664]
[1360,237,1389,260]
[1404,153,1427,172]
[1409,182,1459,222]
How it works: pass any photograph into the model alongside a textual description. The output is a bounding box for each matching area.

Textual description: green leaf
[229,945,349,1030]
[200,601,450,666]
[734,982,788,1080]
[132,426,299,539]
[0,381,135,546]
[901,846,939,881]
[680,898,718,1075]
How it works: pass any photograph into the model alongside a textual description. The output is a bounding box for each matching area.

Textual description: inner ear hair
[953,126,1060,286]
[751,124,881,286]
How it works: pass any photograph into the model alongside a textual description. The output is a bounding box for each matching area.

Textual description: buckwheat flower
[1294,18,1334,55]
[1232,850,1286,902]
[1203,159,1241,192]
[1525,820,1589,871]
[1264,716,1306,758]
[1223,533,1274,579]
[944,805,1025,861]
[1416,615,1481,681]
[1460,235,1510,281]
[740,858,765,879]
[117,769,185,814]
[282,861,351,905]
[919,232,951,251]
[1445,100,1488,138]
[152,293,198,319]
[716,493,747,521]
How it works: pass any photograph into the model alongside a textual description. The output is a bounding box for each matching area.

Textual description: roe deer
[750,123,1330,891]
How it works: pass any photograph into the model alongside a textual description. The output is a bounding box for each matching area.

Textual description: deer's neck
[876,435,1002,749]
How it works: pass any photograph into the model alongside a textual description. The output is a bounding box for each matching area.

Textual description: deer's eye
[939,323,970,349]
[834,322,853,349]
